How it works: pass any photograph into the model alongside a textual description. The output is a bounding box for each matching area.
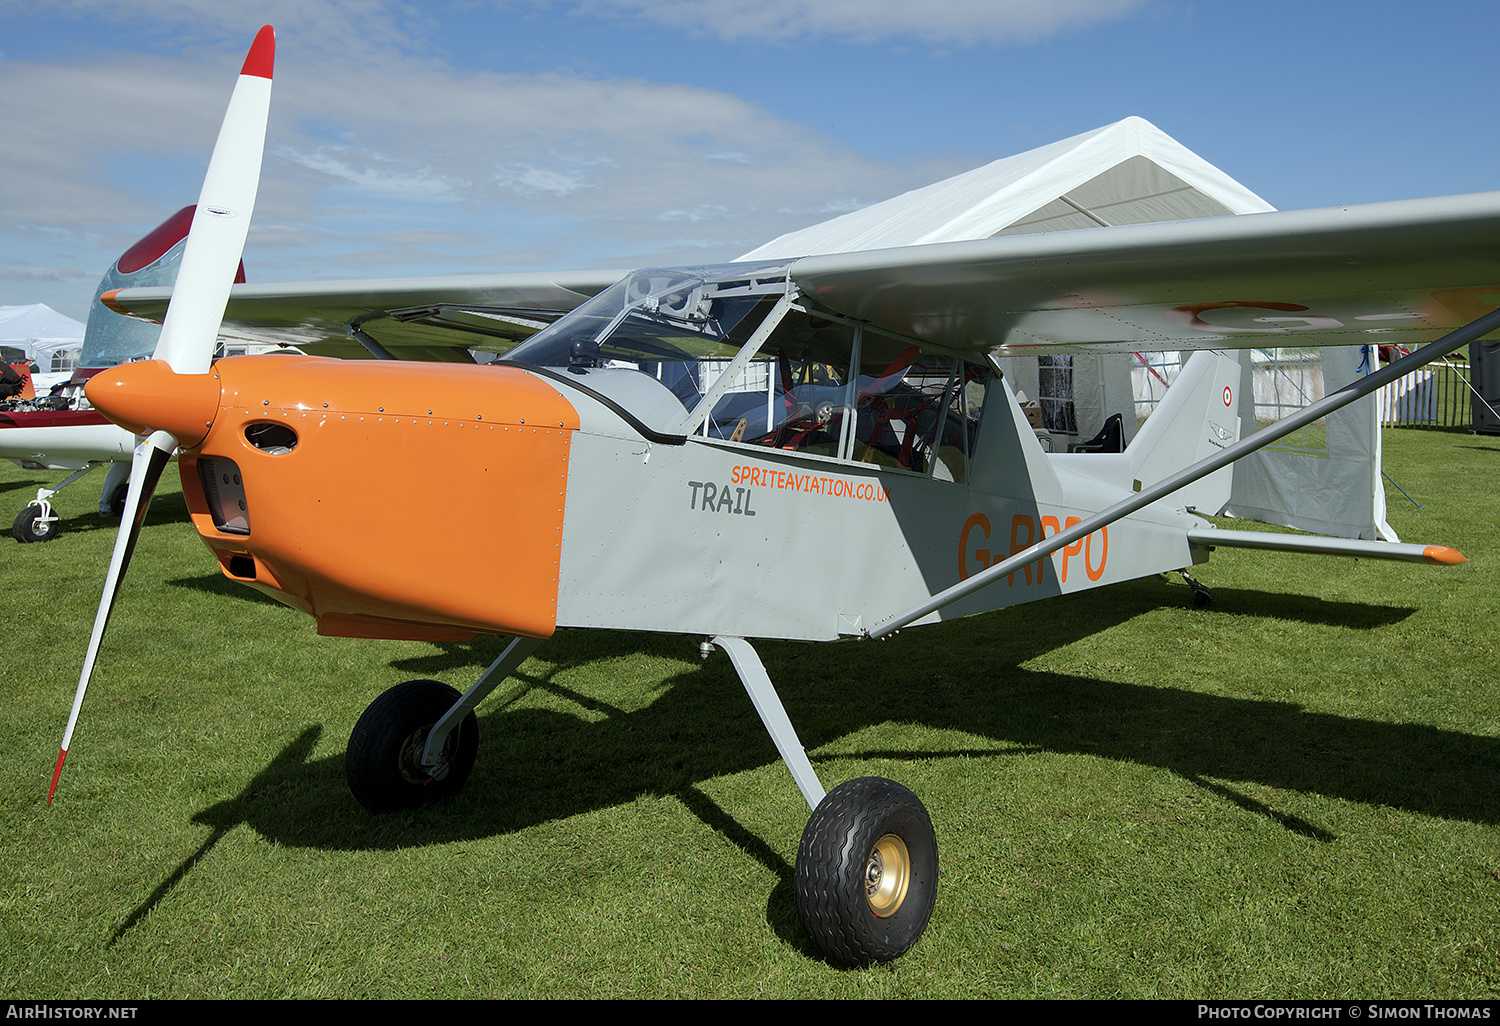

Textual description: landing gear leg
[710,635,938,966]
[1177,568,1214,608]
[419,636,542,773]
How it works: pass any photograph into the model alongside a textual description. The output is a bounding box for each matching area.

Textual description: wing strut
[349,325,397,361]
[865,306,1500,640]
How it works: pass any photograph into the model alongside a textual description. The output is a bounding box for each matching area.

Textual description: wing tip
[1422,545,1468,565]
[240,25,275,80]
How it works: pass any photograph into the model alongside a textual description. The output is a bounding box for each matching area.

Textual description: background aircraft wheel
[794,776,938,967]
[106,482,129,516]
[346,679,478,813]
[13,505,60,543]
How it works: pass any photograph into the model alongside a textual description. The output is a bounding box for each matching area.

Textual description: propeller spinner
[48,26,276,805]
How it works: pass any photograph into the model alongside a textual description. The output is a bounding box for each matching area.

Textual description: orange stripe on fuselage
[181,355,578,640]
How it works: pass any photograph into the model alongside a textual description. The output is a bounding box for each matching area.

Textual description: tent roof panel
[739,116,1272,260]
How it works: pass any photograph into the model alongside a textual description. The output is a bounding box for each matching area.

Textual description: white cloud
[0,265,95,281]
[656,204,730,223]
[283,147,466,199]
[553,0,1146,45]
[492,163,598,197]
[0,0,1003,305]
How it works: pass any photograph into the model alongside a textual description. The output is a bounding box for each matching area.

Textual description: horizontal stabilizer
[1186,528,1466,564]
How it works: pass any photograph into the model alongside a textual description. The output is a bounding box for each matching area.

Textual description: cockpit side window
[848,348,988,483]
[690,311,990,481]
[692,315,855,458]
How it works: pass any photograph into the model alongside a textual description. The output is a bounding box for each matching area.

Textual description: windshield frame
[502,262,796,434]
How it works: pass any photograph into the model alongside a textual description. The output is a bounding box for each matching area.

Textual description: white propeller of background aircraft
[47,25,276,805]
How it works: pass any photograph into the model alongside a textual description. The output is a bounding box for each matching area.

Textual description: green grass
[2,429,1498,998]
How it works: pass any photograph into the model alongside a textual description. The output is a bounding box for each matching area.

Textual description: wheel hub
[397,726,450,784]
[864,833,911,918]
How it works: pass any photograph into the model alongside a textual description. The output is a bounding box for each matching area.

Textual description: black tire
[13,505,60,543]
[345,679,478,813]
[106,482,130,516]
[794,776,938,967]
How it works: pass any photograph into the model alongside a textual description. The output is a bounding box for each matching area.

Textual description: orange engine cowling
[178,355,578,641]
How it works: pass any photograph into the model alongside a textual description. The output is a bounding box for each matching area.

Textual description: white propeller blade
[49,432,174,803]
[156,25,274,376]
[49,26,275,805]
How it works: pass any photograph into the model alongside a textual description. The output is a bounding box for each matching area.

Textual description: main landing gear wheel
[12,505,59,543]
[346,679,478,813]
[794,776,938,967]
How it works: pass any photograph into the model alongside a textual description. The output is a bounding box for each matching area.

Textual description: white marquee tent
[0,303,86,377]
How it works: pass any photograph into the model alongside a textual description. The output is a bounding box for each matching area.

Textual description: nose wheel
[794,776,938,967]
[346,678,478,812]
[13,503,60,542]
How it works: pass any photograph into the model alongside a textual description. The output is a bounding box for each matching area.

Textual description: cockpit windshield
[503,261,990,482]
[503,262,793,433]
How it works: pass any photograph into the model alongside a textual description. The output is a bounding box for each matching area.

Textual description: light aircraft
[51,26,1500,967]
[2,371,133,541]
[0,207,252,542]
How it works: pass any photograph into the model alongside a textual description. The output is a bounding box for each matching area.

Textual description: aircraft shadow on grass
[169,572,296,608]
[0,476,45,497]
[112,580,1499,946]
[13,489,193,536]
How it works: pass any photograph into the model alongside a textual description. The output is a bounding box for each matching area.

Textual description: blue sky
[3,0,1498,320]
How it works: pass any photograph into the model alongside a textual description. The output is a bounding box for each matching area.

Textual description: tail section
[1126,350,1241,515]
[81,206,246,369]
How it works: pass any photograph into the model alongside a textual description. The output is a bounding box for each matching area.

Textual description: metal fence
[1377,352,1475,429]
[1134,348,1484,432]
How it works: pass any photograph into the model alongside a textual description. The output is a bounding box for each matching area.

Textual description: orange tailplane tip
[98,290,128,317]
[1422,545,1468,565]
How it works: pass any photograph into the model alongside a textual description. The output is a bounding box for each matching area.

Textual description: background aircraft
[0,207,249,542]
[55,27,1500,967]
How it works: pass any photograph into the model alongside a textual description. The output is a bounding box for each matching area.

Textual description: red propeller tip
[240,25,275,80]
[47,749,67,807]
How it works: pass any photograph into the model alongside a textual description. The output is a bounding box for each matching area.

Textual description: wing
[788,191,1500,353]
[104,269,627,361]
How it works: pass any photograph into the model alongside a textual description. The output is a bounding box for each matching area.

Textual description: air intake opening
[197,457,250,535]
[227,555,256,579]
[245,422,298,454]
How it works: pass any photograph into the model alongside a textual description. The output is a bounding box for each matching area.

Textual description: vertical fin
[1126,351,1241,514]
